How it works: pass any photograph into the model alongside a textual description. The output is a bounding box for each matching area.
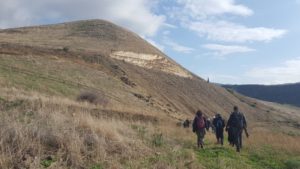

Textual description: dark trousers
[216,128,224,145]
[228,128,234,145]
[232,128,242,152]
[196,128,205,148]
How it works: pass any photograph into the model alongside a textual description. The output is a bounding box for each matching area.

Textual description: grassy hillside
[0,20,299,169]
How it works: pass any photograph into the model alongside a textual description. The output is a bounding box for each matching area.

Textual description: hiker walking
[213,113,225,145]
[226,106,247,152]
[211,115,216,133]
[183,119,190,128]
[192,110,206,148]
[205,118,211,131]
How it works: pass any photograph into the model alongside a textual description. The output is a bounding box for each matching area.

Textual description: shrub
[62,47,69,52]
[284,159,300,169]
[41,156,55,168]
[251,103,257,108]
[77,91,109,106]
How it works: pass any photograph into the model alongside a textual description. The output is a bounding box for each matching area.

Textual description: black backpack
[216,118,223,129]
[231,112,244,129]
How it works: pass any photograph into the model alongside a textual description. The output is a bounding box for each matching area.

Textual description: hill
[0,20,299,169]
[223,83,300,107]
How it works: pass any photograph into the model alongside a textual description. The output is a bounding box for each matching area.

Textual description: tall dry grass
[245,127,300,154]
[0,88,154,169]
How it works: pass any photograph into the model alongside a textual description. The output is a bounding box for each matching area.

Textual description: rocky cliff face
[110,51,192,78]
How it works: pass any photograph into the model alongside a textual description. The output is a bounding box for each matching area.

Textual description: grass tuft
[152,133,164,147]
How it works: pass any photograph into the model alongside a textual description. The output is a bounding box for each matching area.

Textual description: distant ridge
[223,82,300,107]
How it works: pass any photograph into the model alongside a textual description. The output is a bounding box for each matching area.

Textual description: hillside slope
[0,20,299,169]
[223,83,300,107]
[0,19,286,121]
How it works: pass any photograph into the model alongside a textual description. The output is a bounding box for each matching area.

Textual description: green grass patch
[152,133,164,147]
[197,146,249,169]
[284,158,300,169]
[135,148,194,168]
[40,157,55,168]
[89,164,103,169]
[247,146,285,169]
[196,143,298,169]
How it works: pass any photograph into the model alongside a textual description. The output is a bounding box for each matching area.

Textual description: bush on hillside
[77,91,109,106]
[62,47,69,52]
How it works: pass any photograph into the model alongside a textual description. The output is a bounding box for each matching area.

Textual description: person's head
[196,110,202,117]
[216,113,221,118]
[233,106,239,112]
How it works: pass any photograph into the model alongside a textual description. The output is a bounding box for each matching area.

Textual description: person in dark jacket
[205,118,211,131]
[183,119,190,128]
[226,106,247,152]
[192,110,206,148]
[211,116,216,133]
[213,113,225,145]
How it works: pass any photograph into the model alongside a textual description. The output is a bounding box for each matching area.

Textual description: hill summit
[0,19,192,78]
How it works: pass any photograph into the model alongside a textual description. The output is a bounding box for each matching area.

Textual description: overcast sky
[1,0,300,84]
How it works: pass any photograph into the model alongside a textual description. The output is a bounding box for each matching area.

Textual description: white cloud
[0,0,165,37]
[246,57,300,84]
[163,23,177,29]
[187,20,287,43]
[163,37,194,53]
[166,1,287,43]
[203,44,255,56]
[177,0,253,19]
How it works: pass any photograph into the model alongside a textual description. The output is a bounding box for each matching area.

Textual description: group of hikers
[191,106,248,152]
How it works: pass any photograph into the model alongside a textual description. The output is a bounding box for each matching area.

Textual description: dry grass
[0,88,154,169]
[245,128,300,154]
[0,87,299,169]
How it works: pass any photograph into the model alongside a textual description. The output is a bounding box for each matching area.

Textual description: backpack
[231,112,244,129]
[197,116,205,129]
[216,118,223,129]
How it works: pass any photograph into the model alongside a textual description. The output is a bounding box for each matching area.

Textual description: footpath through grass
[196,134,300,169]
